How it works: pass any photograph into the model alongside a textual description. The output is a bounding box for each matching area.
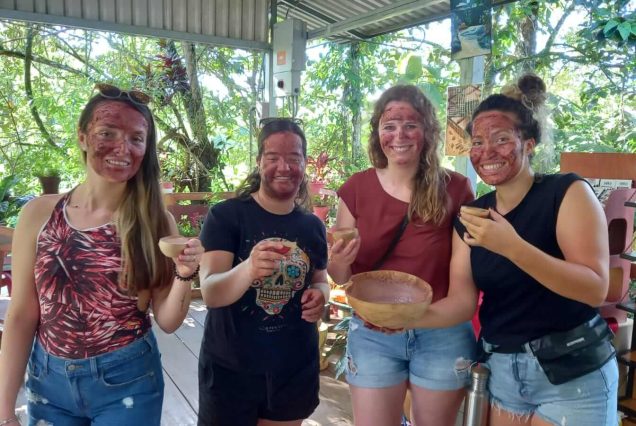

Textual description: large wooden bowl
[345,270,433,329]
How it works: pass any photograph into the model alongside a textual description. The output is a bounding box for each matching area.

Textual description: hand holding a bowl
[246,240,290,280]
[159,236,204,278]
[328,227,360,267]
[458,206,522,257]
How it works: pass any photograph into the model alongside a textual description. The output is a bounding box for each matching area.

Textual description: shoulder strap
[372,213,409,270]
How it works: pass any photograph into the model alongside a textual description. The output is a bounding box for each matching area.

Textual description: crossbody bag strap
[372,213,409,270]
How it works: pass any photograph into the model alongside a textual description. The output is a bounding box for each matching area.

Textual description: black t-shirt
[454,173,597,346]
[199,196,328,374]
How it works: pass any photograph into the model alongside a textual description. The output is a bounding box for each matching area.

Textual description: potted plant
[307,151,332,195]
[311,194,330,221]
[36,168,61,195]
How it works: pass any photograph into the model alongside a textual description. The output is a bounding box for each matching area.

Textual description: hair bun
[517,74,546,110]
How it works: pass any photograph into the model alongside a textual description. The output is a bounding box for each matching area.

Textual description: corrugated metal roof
[0,0,452,49]
[277,0,450,41]
[0,0,270,51]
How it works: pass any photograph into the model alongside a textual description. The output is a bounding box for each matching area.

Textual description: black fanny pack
[528,315,616,385]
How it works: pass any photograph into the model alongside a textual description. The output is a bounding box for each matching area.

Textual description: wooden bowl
[327,227,359,245]
[345,270,433,329]
[461,206,490,218]
[158,236,189,258]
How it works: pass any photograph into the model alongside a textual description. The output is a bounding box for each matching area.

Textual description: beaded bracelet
[174,264,200,281]
[0,416,18,426]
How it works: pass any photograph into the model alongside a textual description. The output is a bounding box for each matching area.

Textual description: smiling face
[469,110,535,186]
[378,101,425,167]
[79,100,148,183]
[258,131,306,201]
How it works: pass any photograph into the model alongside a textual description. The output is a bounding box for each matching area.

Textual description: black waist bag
[528,315,616,385]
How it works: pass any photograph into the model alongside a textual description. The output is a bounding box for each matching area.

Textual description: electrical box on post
[272,18,307,96]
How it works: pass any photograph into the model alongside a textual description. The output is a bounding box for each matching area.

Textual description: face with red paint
[258,131,306,201]
[79,101,148,183]
[378,101,425,167]
[469,110,535,186]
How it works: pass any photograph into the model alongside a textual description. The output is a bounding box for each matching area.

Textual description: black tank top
[454,173,597,346]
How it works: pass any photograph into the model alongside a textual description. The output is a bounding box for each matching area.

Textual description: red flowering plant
[307,151,332,183]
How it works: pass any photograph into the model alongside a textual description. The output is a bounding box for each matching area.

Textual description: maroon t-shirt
[338,168,473,302]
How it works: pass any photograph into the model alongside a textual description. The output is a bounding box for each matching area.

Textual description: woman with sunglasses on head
[0,84,203,426]
[197,118,328,426]
[327,85,477,425]
[431,74,617,425]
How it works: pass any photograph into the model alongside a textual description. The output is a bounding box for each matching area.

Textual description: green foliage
[176,213,204,237]
[483,0,635,165]
[476,181,494,198]
[0,175,31,226]
[0,1,633,198]
[321,315,350,380]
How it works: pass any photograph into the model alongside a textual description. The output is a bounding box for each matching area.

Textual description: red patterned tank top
[34,194,151,358]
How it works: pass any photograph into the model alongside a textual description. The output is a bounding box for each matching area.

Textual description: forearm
[200,260,253,308]
[410,295,477,329]
[152,278,193,333]
[327,261,352,285]
[0,313,38,416]
[507,239,608,306]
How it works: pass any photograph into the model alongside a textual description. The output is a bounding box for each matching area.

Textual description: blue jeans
[26,332,164,426]
[345,315,477,390]
[485,349,618,425]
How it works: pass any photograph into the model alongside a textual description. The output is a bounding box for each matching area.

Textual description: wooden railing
[163,191,234,207]
[163,192,234,228]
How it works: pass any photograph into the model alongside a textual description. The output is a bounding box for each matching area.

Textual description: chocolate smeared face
[378,101,425,167]
[258,131,306,201]
[469,111,533,186]
[79,101,148,183]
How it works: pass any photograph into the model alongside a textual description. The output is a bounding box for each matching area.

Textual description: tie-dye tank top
[34,194,151,358]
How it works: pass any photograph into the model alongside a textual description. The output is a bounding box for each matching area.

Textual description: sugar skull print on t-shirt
[251,237,309,315]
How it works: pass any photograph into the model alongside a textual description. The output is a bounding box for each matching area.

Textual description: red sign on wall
[277,50,287,65]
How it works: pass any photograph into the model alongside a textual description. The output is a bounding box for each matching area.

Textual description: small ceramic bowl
[327,227,359,246]
[461,206,490,218]
[345,270,433,329]
[158,236,189,258]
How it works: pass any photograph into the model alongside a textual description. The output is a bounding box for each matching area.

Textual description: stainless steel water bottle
[463,363,490,426]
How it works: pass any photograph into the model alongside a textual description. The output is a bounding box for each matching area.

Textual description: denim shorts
[485,349,618,426]
[345,315,477,390]
[26,332,164,426]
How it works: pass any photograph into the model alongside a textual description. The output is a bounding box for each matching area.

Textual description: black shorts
[197,356,320,426]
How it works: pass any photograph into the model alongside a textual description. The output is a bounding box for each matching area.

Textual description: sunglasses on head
[95,83,151,106]
[259,117,304,129]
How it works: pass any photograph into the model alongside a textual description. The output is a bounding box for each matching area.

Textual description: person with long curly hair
[328,85,477,425]
[0,84,203,426]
